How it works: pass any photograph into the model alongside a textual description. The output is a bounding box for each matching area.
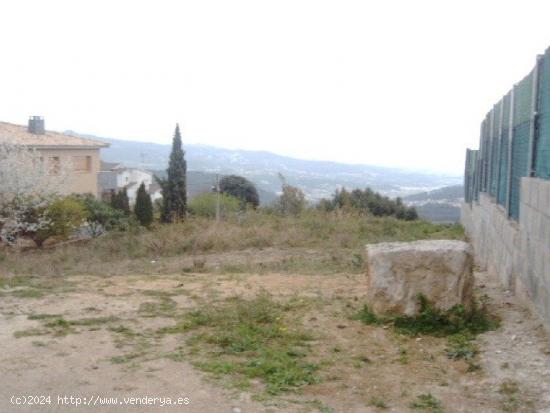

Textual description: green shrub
[354,295,499,369]
[392,295,499,337]
[111,188,130,215]
[31,197,88,247]
[352,304,382,325]
[75,194,126,237]
[275,184,307,215]
[445,332,477,360]
[188,192,240,218]
[409,393,443,412]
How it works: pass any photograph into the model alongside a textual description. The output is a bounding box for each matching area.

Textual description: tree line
[0,124,418,248]
[318,187,418,220]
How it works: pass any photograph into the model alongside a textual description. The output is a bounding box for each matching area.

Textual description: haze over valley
[68,131,462,204]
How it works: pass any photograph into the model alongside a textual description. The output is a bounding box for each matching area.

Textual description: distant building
[99,162,162,205]
[0,117,109,197]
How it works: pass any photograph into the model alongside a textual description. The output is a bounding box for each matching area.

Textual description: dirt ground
[1,261,549,412]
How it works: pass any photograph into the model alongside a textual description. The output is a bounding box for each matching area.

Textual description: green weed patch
[162,294,319,395]
[354,295,499,368]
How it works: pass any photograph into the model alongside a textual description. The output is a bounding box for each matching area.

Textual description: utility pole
[215,174,220,223]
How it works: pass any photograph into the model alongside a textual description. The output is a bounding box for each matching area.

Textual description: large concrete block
[365,240,474,316]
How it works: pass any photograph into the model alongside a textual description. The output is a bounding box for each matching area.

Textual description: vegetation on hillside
[319,187,418,220]
[403,184,464,203]
[219,175,260,209]
[0,120,438,251]
[415,202,461,224]
[188,192,241,218]
[0,209,463,276]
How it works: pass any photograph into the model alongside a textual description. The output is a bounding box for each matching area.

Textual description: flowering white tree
[0,140,68,243]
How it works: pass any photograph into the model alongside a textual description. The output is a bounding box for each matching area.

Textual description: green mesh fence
[497,93,511,206]
[510,122,530,219]
[509,71,534,220]
[466,47,550,220]
[489,104,501,197]
[514,72,533,125]
[481,116,490,192]
[536,50,550,179]
[485,110,493,193]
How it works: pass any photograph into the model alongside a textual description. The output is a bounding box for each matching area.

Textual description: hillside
[403,184,464,223]
[66,131,462,201]
[414,202,461,223]
[403,184,464,203]
[155,170,278,206]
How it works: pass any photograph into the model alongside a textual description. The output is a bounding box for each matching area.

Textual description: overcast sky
[2,0,550,175]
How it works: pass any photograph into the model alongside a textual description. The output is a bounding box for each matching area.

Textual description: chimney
[28,116,45,135]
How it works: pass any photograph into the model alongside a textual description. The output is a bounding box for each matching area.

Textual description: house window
[73,156,92,173]
[49,157,60,175]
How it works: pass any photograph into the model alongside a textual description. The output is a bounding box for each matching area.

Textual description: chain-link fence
[464,47,550,221]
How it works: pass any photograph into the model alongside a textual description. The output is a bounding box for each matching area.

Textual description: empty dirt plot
[1,263,549,412]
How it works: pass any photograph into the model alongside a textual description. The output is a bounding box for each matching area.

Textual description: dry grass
[0,210,463,277]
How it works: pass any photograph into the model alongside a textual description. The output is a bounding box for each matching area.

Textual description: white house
[99,162,162,205]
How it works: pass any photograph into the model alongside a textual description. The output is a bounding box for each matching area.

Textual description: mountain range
[66,130,462,203]
[403,185,463,203]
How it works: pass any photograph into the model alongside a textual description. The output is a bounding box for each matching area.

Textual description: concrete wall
[461,177,550,326]
[37,148,101,198]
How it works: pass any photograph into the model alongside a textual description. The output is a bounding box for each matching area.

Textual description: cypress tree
[134,182,153,227]
[161,124,187,222]
[119,188,130,216]
[110,190,120,211]
[156,176,171,223]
